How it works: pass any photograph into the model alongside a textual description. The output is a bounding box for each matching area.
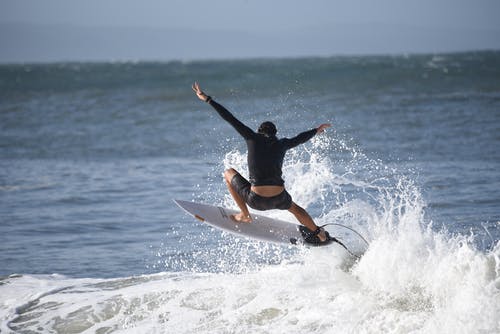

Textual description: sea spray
[210,127,500,333]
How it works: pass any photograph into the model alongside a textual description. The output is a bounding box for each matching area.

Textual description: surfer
[193,82,331,243]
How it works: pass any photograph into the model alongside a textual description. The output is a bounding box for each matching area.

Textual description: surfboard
[174,200,368,254]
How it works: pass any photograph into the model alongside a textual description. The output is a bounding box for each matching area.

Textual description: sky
[1,0,500,62]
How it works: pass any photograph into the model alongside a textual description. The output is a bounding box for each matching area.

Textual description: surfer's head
[258,121,277,137]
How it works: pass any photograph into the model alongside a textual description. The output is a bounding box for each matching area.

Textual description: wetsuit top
[208,99,317,186]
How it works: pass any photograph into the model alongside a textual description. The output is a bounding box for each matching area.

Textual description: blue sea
[1,51,499,333]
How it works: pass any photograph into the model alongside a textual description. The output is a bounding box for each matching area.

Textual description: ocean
[1,51,499,333]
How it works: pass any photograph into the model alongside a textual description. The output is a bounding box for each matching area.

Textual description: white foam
[2,240,498,334]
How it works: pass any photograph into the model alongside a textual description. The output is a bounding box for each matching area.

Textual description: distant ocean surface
[1,51,499,333]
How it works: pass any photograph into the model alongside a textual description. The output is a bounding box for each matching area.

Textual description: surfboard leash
[319,224,366,260]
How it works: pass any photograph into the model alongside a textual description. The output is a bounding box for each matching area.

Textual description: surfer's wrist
[205,96,212,103]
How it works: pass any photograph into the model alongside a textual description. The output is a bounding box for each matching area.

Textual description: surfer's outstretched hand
[317,123,332,134]
[192,82,210,102]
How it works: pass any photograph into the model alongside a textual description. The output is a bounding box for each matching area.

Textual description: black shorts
[231,173,292,211]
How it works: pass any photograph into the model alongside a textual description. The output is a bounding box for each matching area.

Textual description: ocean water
[1,51,499,333]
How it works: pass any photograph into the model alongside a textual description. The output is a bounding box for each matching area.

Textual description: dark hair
[258,121,277,137]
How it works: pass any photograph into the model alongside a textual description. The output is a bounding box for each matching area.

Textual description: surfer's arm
[192,82,253,139]
[284,129,317,149]
[284,124,331,149]
[207,99,254,139]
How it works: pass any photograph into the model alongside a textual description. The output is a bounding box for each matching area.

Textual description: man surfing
[193,82,332,244]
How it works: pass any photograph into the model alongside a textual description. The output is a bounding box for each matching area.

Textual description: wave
[1,118,499,333]
[2,243,498,333]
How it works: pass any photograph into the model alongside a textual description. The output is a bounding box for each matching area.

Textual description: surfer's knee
[224,168,238,183]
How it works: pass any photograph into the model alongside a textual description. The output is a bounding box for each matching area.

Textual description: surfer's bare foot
[317,228,327,242]
[230,213,252,223]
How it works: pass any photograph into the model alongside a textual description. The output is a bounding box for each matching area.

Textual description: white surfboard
[174,200,369,254]
[174,199,304,245]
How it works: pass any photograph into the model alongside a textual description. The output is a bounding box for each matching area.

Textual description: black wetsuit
[208,99,317,187]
